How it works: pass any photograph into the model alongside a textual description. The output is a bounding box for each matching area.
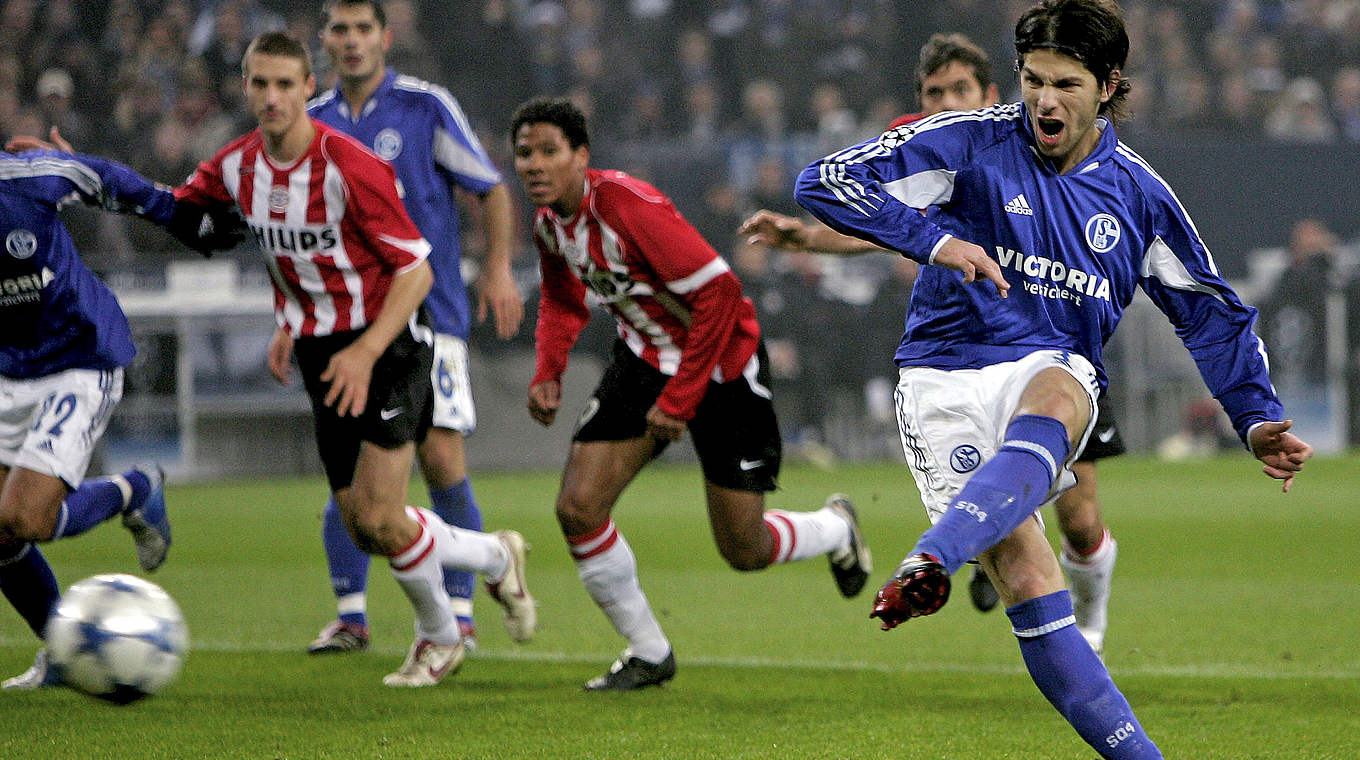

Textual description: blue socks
[430,478,481,625]
[1009,591,1162,758]
[52,475,133,539]
[0,544,60,637]
[321,496,370,627]
[914,415,1070,573]
[321,478,483,629]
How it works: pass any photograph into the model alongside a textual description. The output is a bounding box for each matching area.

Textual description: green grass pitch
[2,454,1358,759]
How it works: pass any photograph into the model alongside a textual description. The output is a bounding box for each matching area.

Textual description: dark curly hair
[509,98,591,150]
[1015,0,1131,120]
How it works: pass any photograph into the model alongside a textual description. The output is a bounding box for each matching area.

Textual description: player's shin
[568,520,670,663]
[0,543,60,637]
[914,415,1069,573]
[322,497,370,626]
[52,471,144,539]
[386,511,459,643]
[1008,590,1162,759]
[430,478,481,616]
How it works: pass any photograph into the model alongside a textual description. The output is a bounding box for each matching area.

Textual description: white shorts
[0,368,123,488]
[894,350,1099,523]
[430,333,476,434]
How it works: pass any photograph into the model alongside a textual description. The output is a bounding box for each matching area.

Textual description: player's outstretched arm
[931,236,1009,298]
[5,126,73,153]
[1248,420,1313,492]
[739,209,884,255]
[7,127,244,256]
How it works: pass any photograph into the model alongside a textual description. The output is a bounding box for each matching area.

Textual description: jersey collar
[332,69,398,123]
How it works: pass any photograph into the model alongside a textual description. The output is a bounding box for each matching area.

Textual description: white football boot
[382,638,465,687]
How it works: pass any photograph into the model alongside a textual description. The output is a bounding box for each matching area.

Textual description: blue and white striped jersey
[0,150,176,379]
[309,70,504,338]
[795,102,1282,443]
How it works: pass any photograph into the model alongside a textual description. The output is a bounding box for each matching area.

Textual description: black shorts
[573,339,782,492]
[295,326,433,491]
[1079,391,1125,462]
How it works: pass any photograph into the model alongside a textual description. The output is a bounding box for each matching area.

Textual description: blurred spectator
[1330,66,1360,141]
[34,68,88,147]
[1265,76,1338,143]
[808,82,858,156]
[1258,217,1347,386]
[383,0,440,82]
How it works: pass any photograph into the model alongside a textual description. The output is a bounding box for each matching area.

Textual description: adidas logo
[1004,193,1034,216]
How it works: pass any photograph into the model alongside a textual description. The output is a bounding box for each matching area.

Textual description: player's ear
[382,27,393,53]
[985,83,1000,106]
[1101,70,1120,103]
[305,74,316,99]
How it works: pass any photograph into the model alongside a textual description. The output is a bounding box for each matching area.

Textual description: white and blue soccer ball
[45,573,188,703]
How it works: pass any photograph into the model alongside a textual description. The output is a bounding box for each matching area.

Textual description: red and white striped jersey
[176,120,431,337]
[532,168,760,420]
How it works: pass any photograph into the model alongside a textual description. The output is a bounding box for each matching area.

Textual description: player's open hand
[267,328,294,385]
[1248,420,1313,492]
[931,237,1009,298]
[527,380,561,426]
[645,406,686,442]
[477,267,524,339]
[5,126,73,153]
[321,341,380,417]
[739,209,811,250]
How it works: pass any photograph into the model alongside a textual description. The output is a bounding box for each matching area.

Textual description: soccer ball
[45,573,188,703]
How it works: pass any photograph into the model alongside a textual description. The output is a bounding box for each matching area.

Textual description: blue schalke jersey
[0,150,176,378]
[795,103,1282,443]
[309,70,503,337]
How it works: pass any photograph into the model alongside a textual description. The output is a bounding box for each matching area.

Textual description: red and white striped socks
[567,520,670,663]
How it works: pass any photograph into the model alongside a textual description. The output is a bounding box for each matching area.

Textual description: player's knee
[715,532,772,571]
[1057,506,1103,548]
[554,487,611,536]
[0,506,54,542]
[719,545,769,572]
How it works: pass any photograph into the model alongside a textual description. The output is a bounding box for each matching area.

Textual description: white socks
[568,520,671,664]
[1060,529,1117,653]
[386,507,510,644]
[763,505,850,564]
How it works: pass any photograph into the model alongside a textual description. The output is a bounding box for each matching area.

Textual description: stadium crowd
[1,0,1357,455]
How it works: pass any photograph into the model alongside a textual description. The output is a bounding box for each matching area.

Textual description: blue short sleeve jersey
[309,70,503,338]
[795,103,1282,443]
[0,150,177,378]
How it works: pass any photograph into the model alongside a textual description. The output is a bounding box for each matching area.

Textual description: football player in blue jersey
[0,140,243,689]
[795,1,1312,758]
[301,0,523,655]
[743,31,1125,654]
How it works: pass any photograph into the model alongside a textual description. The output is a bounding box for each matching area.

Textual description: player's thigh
[1014,366,1095,442]
[0,465,72,539]
[556,438,656,532]
[0,369,122,489]
[417,427,467,488]
[350,439,417,513]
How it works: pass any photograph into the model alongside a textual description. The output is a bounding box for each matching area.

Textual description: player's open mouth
[1037,117,1064,146]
